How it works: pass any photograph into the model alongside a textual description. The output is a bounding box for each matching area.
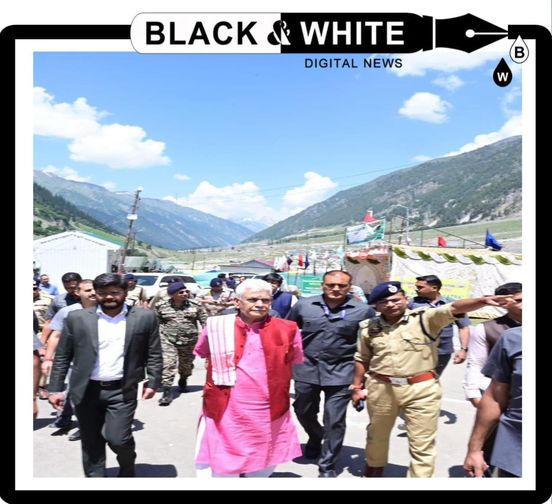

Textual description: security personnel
[153,281,208,405]
[287,270,375,478]
[124,273,148,307]
[351,281,513,478]
[33,281,52,335]
[196,278,235,316]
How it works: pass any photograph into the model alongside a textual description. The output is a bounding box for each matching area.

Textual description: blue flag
[304,254,310,270]
[485,230,503,251]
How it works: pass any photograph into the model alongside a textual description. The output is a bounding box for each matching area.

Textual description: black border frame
[2,19,549,501]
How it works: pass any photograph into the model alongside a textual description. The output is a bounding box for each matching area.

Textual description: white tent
[33,231,121,290]
[344,244,522,300]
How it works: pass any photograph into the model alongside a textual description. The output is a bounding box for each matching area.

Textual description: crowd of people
[33,268,523,479]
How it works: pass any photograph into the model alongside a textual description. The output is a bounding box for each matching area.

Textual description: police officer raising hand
[353,281,517,478]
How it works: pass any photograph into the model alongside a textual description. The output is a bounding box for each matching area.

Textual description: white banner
[390,252,523,299]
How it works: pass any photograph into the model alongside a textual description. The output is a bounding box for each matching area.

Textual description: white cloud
[399,92,451,123]
[69,123,170,169]
[392,47,505,77]
[164,180,278,224]
[102,181,117,191]
[501,86,521,117]
[41,165,91,182]
[34,87,170,169]
[432,75,464,91]
[174,173,191,181]
[162,171,338,225]
[444,115,522,157]
[413,155,432,163]
[282,171,338,217]
[34,87,103,139]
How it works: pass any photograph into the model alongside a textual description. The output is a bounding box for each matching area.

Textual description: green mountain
[34,183,124,242]
[247,136,521,242]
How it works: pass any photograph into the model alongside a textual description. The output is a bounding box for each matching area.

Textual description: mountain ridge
[247,136,521,242]
[34,171,254,250]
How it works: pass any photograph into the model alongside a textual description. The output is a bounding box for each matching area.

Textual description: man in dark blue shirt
[464,325,522,477]
[287,270,375,478]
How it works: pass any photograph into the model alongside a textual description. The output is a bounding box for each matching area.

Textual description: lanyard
[320,300,347,321]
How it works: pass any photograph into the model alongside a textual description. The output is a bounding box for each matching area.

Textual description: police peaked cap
[368,281,403,304]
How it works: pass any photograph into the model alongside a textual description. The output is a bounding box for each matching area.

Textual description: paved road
[33,355,476,480]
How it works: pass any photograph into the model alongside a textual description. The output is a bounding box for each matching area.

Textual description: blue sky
[34,44,521,225]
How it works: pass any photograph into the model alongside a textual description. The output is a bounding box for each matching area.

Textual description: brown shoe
[363,465,384,477]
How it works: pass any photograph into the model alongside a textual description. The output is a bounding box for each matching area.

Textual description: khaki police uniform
[125,285,148,307]
[355,304,458,477]
[154,298,208,387]
[196,288,235,316]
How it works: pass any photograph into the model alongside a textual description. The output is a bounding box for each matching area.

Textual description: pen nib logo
[268,20,291,45]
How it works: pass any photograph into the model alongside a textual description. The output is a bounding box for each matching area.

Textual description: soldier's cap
[125,273,136,281]
[210,278,224,287]
[368,281,404,304]
[167,281,186,295]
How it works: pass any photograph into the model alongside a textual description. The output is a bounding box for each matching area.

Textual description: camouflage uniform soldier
[148,276,181,309]
[33,283,52,334]
[33,282,52,398]
[154,281,208,406]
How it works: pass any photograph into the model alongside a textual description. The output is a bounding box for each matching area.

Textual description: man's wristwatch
[348,384,364,391]
[460,347,468,352]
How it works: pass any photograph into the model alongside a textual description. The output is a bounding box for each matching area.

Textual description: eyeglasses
[176,290,189,295]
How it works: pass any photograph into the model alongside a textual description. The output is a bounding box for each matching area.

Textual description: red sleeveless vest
[202,316,298,422]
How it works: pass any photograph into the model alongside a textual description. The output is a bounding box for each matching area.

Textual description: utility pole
[394,204,411,245]
[118,187,143,274]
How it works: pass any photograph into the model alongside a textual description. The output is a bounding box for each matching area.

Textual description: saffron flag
[437,236,447,247]
[485,229,503,251]
[363,210,377,223]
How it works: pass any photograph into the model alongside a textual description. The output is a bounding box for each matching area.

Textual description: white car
[131,273,201,300]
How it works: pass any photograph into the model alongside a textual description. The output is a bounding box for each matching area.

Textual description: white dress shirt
[90,305,127,381]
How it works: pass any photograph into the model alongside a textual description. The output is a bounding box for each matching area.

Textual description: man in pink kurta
[194,279,304,477]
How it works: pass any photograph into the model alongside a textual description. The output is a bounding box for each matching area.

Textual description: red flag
[363,210,377,223]
[297,254,304,266]
[437,236,447,247]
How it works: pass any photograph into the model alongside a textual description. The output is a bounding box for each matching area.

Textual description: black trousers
[293,381,351,472]
[435,353,452,377]
[74,382,137,477]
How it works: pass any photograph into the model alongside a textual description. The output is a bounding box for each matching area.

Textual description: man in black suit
[48,273,162,477]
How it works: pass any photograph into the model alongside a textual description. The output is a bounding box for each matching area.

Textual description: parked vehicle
[132,273,201,300]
